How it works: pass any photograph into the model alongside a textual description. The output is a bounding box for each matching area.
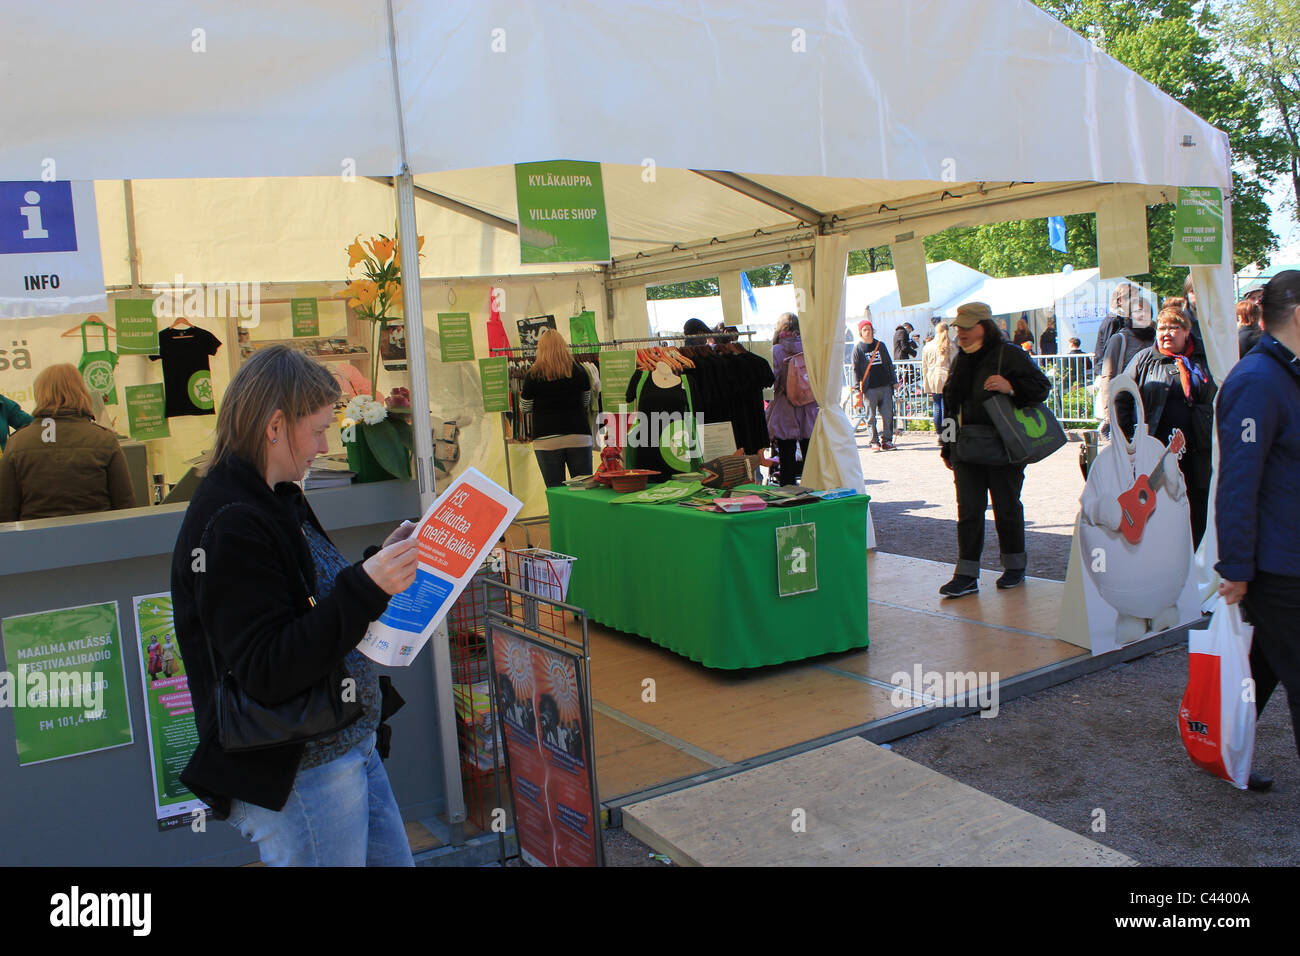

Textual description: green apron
[77,322,119,406]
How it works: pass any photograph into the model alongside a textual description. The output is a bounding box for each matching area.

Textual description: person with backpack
[766,312,819,485]
[852,317,897,450]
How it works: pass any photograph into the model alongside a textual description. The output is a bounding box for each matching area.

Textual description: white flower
[360,400,387,425]
[343,395,369,421]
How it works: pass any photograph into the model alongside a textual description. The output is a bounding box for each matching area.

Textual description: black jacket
[1239,325,1263,359]
[171,454,392,817]
[1100,322,1156,380]
[1116,346,1217,487]
[852,339,896,389]
[520,365,590,437]
[941,339,1051,458]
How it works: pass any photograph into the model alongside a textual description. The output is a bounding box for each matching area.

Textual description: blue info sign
[0,181,79,255]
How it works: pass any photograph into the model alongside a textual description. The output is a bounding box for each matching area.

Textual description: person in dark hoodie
[1216,269,1300,792]
[1096,291,1156,439]
[939,302,1051,597]
[852,317,898,450]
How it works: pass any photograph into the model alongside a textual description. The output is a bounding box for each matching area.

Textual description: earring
[272,438,279,445]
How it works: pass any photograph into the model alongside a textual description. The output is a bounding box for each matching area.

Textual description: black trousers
[952,460,1027,577]
[1246,571,1300,761]
[775,438,809,487]
[1179,454,1210,550]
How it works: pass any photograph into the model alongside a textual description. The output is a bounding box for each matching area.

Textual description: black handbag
[954,421,1011,465]
[199,504,363,753]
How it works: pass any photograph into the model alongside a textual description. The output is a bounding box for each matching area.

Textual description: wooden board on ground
[623,737,1134,867]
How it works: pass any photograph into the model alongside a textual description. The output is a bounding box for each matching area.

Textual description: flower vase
[344,435,391,484]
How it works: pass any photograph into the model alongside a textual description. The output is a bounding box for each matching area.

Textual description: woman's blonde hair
[206,345,339,475]
[528,328,575,382]
[33,364,94,417]
[772,312,799,344]
[934,322,949,338]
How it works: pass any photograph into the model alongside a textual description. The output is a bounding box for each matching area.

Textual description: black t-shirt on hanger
[150,327,222,417]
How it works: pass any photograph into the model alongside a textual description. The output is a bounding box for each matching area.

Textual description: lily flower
[368,236,396,263]
[347,236,370,269]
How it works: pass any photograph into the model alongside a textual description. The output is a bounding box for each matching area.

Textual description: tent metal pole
[386,0,466,837]
[122,180,140,290]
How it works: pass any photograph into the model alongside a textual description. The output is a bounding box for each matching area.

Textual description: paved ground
[861,425,1084,582]
[605,425,1300,867]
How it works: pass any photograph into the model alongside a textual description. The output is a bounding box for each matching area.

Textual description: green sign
[776,523,818,597]
[124,383,170,441]
[1,602,134,766]
[480,356,509,412]
[515,161,611,264]
[1170,187,1224,266]
[133,593,207,829]
[600,350,637,412]
[569,310,598,348]
[438,312,476,363]
[114,299,159,355]
[291,298,320,337]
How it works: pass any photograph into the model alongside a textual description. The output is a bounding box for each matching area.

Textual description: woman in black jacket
[1115,303,1217,547]
[1096,294,1156,438]
[521,329,593,487]
[939,302,1052,597]
[171,346,419,866]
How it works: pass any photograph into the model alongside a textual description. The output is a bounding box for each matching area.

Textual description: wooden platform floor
[622,736,1134,866]
[576,549,1086,803]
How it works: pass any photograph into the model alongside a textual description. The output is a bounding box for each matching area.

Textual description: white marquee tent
[3,0,1240,820]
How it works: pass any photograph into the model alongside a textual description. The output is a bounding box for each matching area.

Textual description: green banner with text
[600,350,637,413]
[133,593,207,829]
[1170,187,1223,266]
[480,357,509,412]
[291,298,320,337]
[439,312,475,363]
[125,383,170,441]
[114,299,159,355]
[1,602,134,766]
[776,523,818,597]
[515,161,611,264]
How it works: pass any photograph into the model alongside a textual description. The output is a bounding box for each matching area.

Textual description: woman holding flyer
[171,346,419,866]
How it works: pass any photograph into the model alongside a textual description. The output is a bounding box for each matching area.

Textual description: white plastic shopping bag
[1178,596,1255,789]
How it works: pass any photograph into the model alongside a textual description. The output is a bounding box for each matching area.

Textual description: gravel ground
[890,643,1300,866]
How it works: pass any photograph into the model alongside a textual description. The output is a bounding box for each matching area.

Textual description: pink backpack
[783,351,815,406]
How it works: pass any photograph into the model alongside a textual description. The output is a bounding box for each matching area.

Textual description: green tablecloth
[546,485,869,669]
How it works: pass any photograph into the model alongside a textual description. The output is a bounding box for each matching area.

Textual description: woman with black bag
[939,302,1051,597]
[171,346,420,866]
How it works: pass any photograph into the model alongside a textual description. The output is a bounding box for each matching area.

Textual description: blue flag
[740,271,759,315]
[1048,216,1068,253]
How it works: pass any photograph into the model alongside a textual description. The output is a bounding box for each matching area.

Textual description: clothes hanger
[61,315,116,337]
[169,314,194,329]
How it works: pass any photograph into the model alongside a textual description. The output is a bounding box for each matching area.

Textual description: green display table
[546,485,869,669]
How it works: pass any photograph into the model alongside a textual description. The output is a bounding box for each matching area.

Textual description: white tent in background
[4,0,1239,822]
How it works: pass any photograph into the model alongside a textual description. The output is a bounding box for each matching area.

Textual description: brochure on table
[358,468,522,667]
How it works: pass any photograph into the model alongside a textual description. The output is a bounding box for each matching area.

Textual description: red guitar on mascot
[1117,428,1187,545]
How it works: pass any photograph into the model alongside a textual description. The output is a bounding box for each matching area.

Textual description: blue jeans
[931,393,944,435]
[534,446,593,488]
[227,732,414,867]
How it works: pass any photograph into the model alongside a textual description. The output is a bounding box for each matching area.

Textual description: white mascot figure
[1078,375,1191,645]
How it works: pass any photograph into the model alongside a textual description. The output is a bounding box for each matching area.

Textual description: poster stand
[484,577,603,867]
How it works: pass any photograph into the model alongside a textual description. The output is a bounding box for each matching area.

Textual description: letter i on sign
[20,190,48,239]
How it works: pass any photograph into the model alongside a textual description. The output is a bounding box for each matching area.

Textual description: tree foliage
[914,0,1288,296]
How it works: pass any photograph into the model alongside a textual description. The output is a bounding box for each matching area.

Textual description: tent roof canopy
[10,0,1229,190]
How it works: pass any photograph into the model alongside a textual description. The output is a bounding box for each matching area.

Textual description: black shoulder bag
[198,503,362,752]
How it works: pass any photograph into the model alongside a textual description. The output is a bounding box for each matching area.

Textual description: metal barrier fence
[842,354,1098,430]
